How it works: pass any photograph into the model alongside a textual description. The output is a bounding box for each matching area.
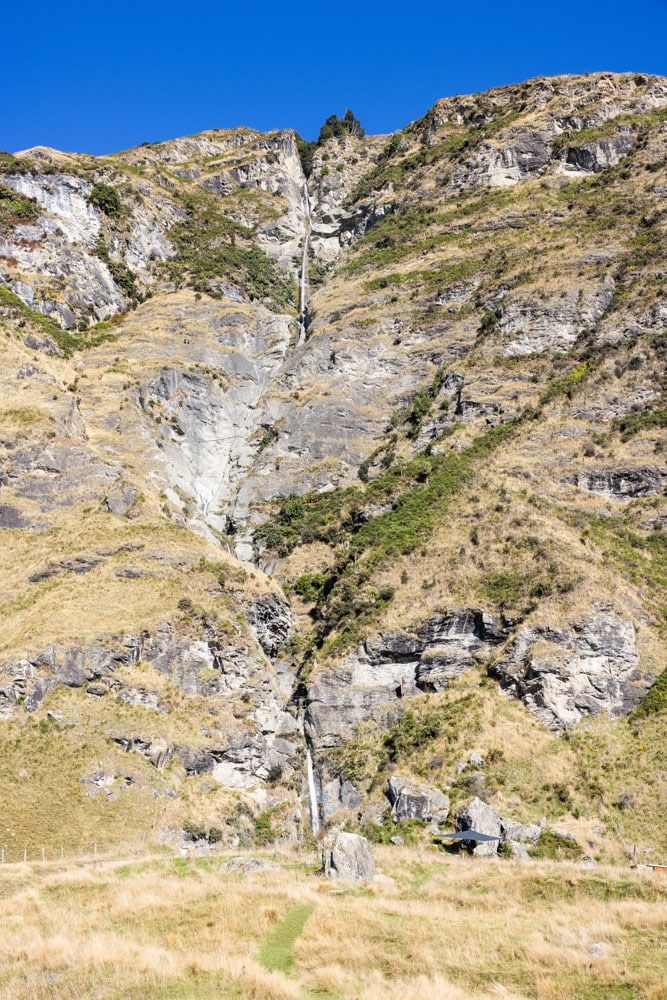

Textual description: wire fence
[0,841,152,866]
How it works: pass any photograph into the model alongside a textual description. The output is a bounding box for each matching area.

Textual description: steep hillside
[0,73,665,863]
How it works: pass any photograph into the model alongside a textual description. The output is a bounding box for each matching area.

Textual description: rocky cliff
[0,72,665,861]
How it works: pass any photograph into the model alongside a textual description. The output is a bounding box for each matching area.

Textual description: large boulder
[387,776,450,824]
[321,830,374,882]
[455,797,502,857]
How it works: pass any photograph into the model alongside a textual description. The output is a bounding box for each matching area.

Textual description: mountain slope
[0,72,665,862]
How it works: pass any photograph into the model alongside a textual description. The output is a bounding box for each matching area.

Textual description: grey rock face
[500,278,615,356]
[492,612,645,729]
[247,593,293,657]
[0,619,301,789]
[450,129,551,190]
[507,840,531,860]
[220,857,280,874]
[560,132,634,173]
[455,797,502,857]
[3,441,120,512]
[321,830,374,882]
[574,467,665,501]
[306,609,504,753]
[387,776,450,824]
[500,818,542,843]
[105,481,141,516]
[318,771,364,822]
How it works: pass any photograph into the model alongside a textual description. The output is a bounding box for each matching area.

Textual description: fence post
[23,848,27,863]
[41,847,45,863]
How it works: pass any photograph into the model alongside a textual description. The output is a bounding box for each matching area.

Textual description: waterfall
[305,745,320,837]
[297,182,311,346]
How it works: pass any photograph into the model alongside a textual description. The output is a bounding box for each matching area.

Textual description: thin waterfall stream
[297,182,311,345]
[305,744,320,837]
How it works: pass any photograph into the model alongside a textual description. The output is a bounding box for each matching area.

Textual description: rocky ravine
[0,72,665,858]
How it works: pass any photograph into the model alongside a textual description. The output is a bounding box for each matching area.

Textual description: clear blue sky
[2,0,666,154]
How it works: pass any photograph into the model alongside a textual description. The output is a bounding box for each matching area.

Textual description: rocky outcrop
[559,132,634,173]
[500,278,615,356]
[574,467,665,501]
[455,797,502,857]
[449,129,551,190]
[248,593,293,657]
[387,776,450,824]
[455,797,543,858]
[492,612,646,729]
[321,830,375,881]
[105,481,141,516]
[306,610,505,753]
[303,611,504,821]
[2,441,120,511]
[0,622,301,789]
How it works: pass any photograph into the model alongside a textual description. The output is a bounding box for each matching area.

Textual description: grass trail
[258,902,316,975]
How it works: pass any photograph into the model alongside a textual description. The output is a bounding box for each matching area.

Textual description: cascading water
[297,182,311,346]
[305,744,320,837]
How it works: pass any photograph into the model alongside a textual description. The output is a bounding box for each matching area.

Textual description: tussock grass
[0,848,663,1000]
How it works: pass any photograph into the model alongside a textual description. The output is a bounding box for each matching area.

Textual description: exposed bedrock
[491,611,647,730]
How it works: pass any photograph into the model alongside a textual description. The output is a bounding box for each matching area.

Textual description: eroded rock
[492,612,645,729]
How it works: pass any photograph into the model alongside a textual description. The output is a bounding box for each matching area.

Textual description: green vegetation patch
[258,902,316,974]
[0,286,120,356]
[87,182,122,217]
[365,258,482,293]
[613,404,667,441]
[347,110,521,204]
[631,669,667,720]
[163,190,296,310]
[0,183,39,234]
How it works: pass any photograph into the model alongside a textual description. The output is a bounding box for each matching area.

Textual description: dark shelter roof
[437,830,500,842]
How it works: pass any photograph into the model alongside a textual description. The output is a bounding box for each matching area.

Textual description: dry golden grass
[0,847,664,1000]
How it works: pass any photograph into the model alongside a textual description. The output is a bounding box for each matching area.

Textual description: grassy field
[0,846,664,999]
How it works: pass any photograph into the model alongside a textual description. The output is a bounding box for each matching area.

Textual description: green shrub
[0,184,39,232]
[293,572,326,602]
[631,670,667,720]
[384,708,443,761]
[361,818,425,845]
[87,183,122,216]
[163,190,295,310]
[614,405,667,441]
[531,830,583,861]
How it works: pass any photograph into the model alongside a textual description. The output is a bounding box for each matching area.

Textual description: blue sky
[2,0,666,154]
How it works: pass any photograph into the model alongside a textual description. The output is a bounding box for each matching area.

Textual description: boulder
[221,857,280,874]
[387,776,450,824]
[506,840,531,860]
[501,819,542,843]
[455,797,502,857]
[321,830,374,882]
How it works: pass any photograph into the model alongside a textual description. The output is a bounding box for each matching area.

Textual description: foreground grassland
[0,848,665,1000]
